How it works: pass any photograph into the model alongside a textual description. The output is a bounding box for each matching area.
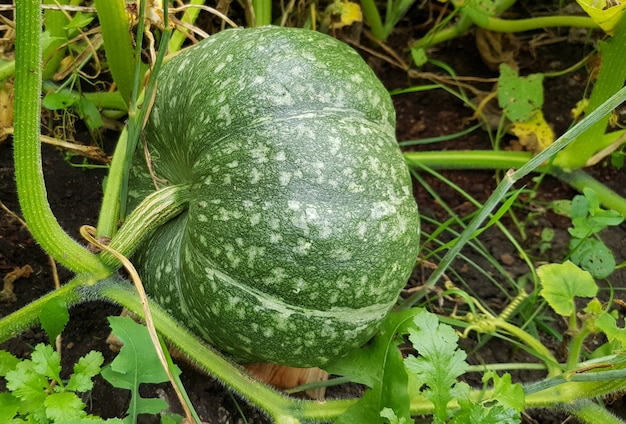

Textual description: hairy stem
[14,0,110,275]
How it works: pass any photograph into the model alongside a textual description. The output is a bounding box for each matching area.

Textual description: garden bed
[2,2,626,423]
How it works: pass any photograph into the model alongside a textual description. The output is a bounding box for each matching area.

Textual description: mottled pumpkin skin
[128,27,420,367]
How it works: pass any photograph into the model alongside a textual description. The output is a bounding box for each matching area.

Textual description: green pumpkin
[127,26,420,367]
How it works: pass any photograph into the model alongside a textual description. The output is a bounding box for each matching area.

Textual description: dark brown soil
[2,5,626,423]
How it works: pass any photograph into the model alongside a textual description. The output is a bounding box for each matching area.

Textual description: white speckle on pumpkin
[269,233,283,244]
[226,160,238,168]
[197,214,208,222]
[350,74,364,83]
[218,104,232,126]
[250,213,261,226]
[371,201,396,219]
[305,207,318,221]
[279,172,292,186]
[246,245,265,267]
[250,167,261,184]
[293,238,312,255]
[332,248,353,261]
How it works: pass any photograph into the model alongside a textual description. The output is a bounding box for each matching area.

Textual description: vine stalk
[13,0,110,276]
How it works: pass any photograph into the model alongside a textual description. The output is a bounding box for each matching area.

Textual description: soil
[2,3,626,423]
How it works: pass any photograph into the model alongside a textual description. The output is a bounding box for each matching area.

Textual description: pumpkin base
[244,362,328,400]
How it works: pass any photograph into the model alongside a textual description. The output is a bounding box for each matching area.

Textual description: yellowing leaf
[576,0,626,34]
[326,1,362,29]
[509,111,554,153]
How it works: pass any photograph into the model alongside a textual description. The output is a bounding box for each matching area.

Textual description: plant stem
[412,0,597,50]
[565,400,626,424]
[404,150,626,216]
[477,15,596,33]
[495,320,562,376]
[0,274,97,344]
[360,0,385,41]
[555,15,626,170]
[96,281,352,422]
[42,81,127,111]
[96,126,128,237]
[404,150,534,170]
[566,326,592,371]
[101,184,190,267]
[168,0,205,53]
[14,0,110,275]
[252,0,272,26]
[94,0,135,106]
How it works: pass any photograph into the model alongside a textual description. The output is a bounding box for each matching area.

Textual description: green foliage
[326,309,415,423]
[538,261,598,317]
[566,188,624,278]
[101,316,179,423]
[406,311,522,423]
[361,0,419,41]
[39,298,69,346]
[0,344,118,423]
[327,310,523,423]
[497,64,544,123]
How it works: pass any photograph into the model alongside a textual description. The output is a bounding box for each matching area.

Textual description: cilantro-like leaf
[405,310,468,423]
[66,350,104,392]
[0,350,20,376]
[44,392,87,422]
[31,343,62,385]
[0,392,20,422]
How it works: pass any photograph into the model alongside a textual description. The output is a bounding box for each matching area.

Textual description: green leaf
[483,371,524,413]
[380,407,407,424]
[43,91,78,110]
[451,393,520,424]
[587,209,624,229]
[0,392,20,422]
[77,97,104,131]
[30,343,62,384]
[405,310,468,423]
[66,350,104,392]
[411,48,428,67]
[40,297,70,346]
[44,392,86,421]
[497,63,544,122]
[570,238,616,279]
[326,309,418,423]
[0,350,20,376]
[101,316,176,420]
[569,193,588,219]
[595,312,626,348]
[538,261,598,316]
[5,360,49,421]
[63,12,94,30]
